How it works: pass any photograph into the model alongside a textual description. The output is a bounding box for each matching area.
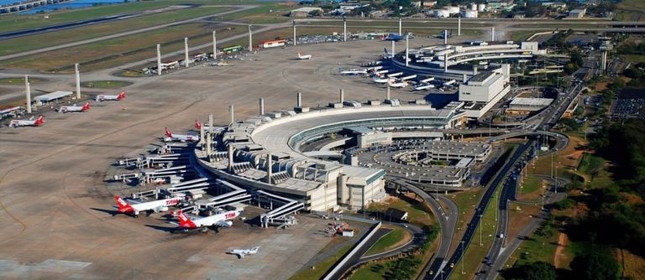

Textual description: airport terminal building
[195,100,466,211]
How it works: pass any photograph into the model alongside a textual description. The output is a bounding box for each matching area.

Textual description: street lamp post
[479,214,483,246]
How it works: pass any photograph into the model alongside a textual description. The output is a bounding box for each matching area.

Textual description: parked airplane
[164,128,200,142]
[340,69,367,75]
[113,195,182,217]
[227,246,260,259]
[297,52,312,60]
[373,76,392,84]
[388,79,408,88]
[442,79,457,87]
[9,115,44,128]
[384,33,404,41]
[174,209,241,232]
[58,102,90,113]
[96,91,126,102]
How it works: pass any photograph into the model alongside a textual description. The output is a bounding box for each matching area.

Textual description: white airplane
[297,52,312,60]
[442,79,456,86]
[372,76,392,84]
[113,195,182,217]
[175,209,241,232]
[164,128,200,142]
[227,246,260,259]
[340,69,367,75]
[96,91,126,102]
[388,80,408,88]
[58,102,90,113]
[9,115,44,128]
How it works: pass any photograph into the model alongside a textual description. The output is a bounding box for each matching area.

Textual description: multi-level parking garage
[195,99,470,212]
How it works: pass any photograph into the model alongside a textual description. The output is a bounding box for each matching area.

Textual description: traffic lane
[326,227,392,280]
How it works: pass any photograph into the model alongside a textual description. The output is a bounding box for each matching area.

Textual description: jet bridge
[195,179,251,209]
[257,190,304,228]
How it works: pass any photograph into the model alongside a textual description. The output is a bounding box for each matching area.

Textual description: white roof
[34,91,73,102]
[510,97,554,107]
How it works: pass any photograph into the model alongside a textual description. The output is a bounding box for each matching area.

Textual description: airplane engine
[158,206,169,212]
[222,221,233,228]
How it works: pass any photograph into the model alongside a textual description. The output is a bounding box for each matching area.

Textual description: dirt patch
[505,203,542,247]
[614,248,645,280]
[554,233,569,269]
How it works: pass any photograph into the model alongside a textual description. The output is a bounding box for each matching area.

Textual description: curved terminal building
[195,99,468,212]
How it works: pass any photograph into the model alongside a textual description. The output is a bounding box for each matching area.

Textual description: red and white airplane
[9,115,44,128]
[58,102,90,113]
[164,128,200,142]
[297,52,312,60]
[175,209,241,232]
[114,195,182,217]
[96,91,126,102]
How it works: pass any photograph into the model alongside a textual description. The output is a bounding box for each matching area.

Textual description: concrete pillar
[405,35,409,66]
[491,27,495,41]
[444,29,448,45]
[391,40,395,56]
[229,104,235,125]
[156,44,162,76]
[200,122,205,144]
[601,50,608,71]
[267,153,272,184]
[458,17,461,36]
[248,25,253,51]
[463,73,468,82]
[292,21,297,46]
[297,92,302,107]
[208,114,213,134]
[212,31,217,59]
[343,17,347,42]
[25,75,31,114]
[339,88,344,103]
[259,98,265,115]
[386,85,391,100]
[473,66,478,76]
[75,63,81,99]
[184,37,189,67]
[444,53,449,72]
[206,129,212,155]
[398,17,402,35]
[228,145,234,172]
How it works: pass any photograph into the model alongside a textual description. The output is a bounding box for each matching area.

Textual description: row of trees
[502,250,620,280]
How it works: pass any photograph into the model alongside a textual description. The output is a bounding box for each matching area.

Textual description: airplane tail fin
[118,91,126,99]
[82,102,90,111]
[194,120,202,130]
[176,210,196,228]
[164,128,173,137]
[35,115,44,126]
[114,195,130,211]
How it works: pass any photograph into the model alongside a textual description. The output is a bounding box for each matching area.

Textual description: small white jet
[388,80,408,88]
[114,195,182,217]
[58,102,90,113]
[373,76,393,84]
[297,52,312,60]
[96,91,126,102]
[174,209,241,232]
[164,128,200,142]
[227,246,260,259]
[9,115,44,128]
[340,69,367,75]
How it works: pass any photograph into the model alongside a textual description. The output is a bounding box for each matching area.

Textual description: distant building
[459,65,511,118]
[507,98,554,114]
[568,8,586,18]
[290,7,323,17]
[486,0,514,10]
[541,2,567,9]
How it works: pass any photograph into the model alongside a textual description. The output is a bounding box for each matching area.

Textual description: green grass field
[81,80,132,88]
[0,77,47,85]
[365,227,407,256]
[615,0,645,21]
[367,196,434,227]
[451,186,502,280]
[518,175,542,198]
[289,244,353,280]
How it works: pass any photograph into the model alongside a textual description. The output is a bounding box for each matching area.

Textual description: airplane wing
[215,220,233,228]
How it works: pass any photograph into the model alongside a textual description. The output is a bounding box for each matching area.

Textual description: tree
[501,261,557,280]
[570,250,619,280]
